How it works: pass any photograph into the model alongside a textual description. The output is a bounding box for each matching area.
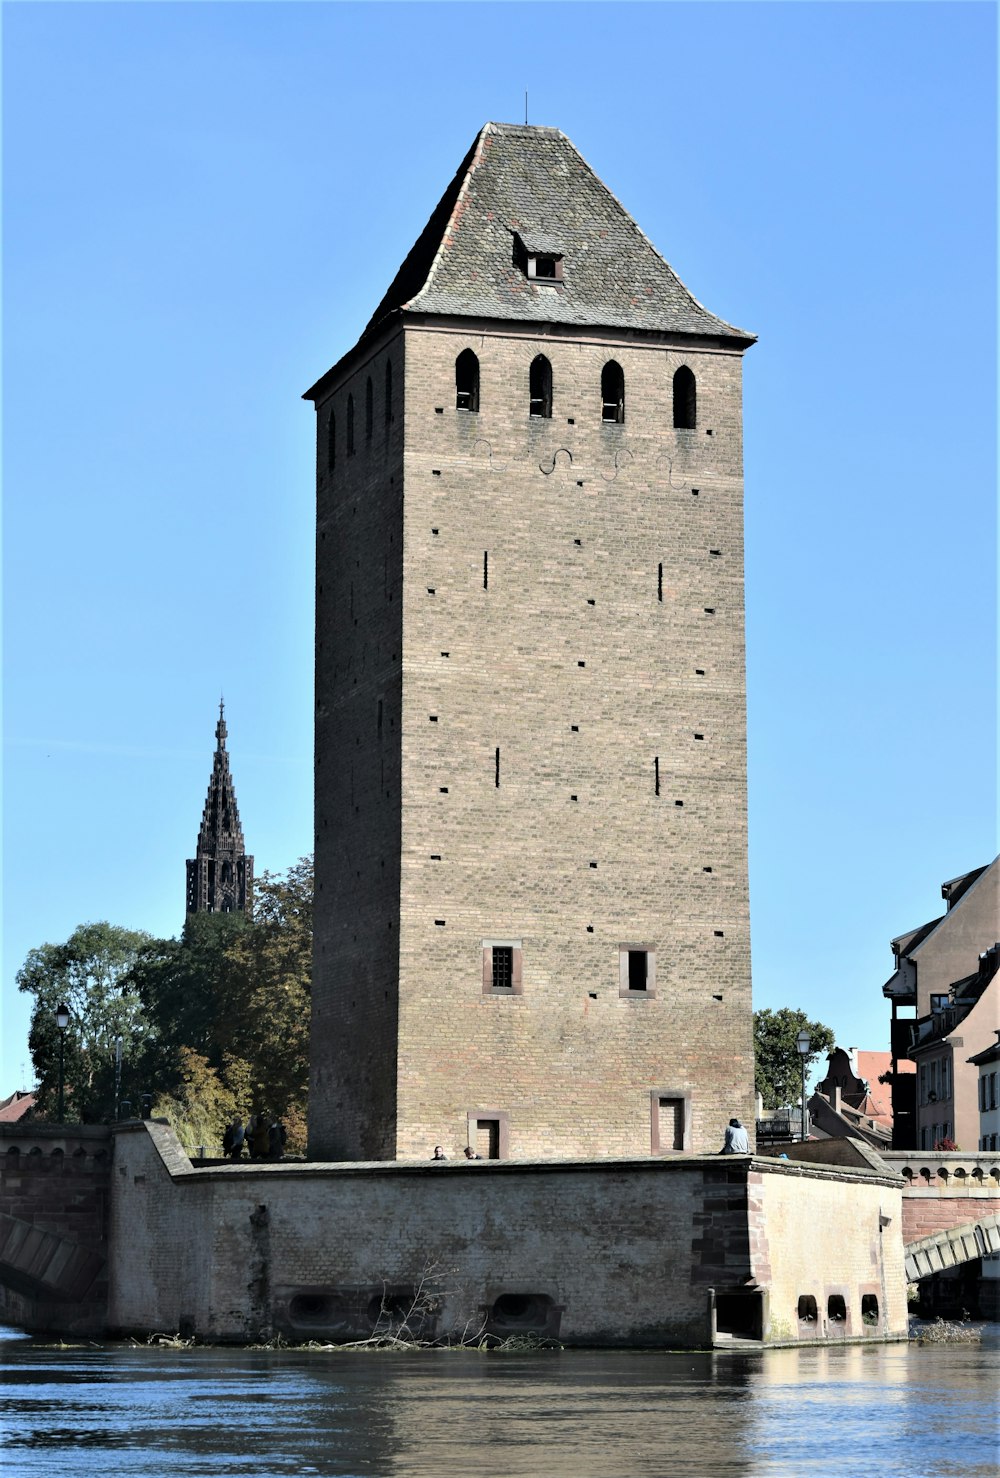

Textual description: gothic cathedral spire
[186,700,254,916]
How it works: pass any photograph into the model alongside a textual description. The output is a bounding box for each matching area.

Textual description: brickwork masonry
[311,322,753,1161]
[104,1122,907,1349]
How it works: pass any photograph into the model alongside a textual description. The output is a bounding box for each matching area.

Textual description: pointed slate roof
[307,123,752,397]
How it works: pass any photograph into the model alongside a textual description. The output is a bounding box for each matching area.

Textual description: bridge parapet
[882,1151,1000,1196]
[881,1152,1000,1245]
[1,1122,112,1167]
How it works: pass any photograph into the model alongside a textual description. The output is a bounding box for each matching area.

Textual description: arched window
[327,409,336,470]
[384,360,393,427]
[347,394,355,455]
[365,377,373,441]
[529,354,552,418]
[456,349,480,412]
[673,365,696,429]
[601,360,624,423]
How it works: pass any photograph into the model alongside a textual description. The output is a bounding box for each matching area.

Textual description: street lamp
[55,1002,70,1124]
[796,1028,811,1143]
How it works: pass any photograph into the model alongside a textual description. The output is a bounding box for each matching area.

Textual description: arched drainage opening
[484,1293,562,1340]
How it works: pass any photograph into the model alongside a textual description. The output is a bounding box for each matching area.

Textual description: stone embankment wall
[106,1123,905,1348]
[0,1123,111,1335]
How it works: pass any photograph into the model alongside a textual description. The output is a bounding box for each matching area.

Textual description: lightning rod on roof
[525,91,528,126]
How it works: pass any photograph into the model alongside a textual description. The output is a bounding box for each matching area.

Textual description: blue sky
[2,2,996,1095]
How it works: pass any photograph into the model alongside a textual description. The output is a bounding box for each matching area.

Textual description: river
[1,1325,997,1477]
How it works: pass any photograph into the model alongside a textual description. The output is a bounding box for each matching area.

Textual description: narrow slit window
[601,360,625,423]
[484,551,489,590]
[365,376,373,441]
[384,359,393,427]
[492,946,512,989]
[495,747,500,787]
[529,354,553,418]
[654,756,660,795]
[456,349,480,412]
[658,563,663,602]
[347,394,355,455]
[673,365,696,429]
[327,409,336,470]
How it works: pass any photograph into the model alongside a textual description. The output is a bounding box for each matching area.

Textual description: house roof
[0,1091,36,1123]
[968,1034,1000,1068]
[360,122,754,345]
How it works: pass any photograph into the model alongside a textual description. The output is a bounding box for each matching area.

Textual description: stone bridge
[903,1213,1000,1281]
[0,1123,111,1335]
[881,1151,1000,1313]
[881,1150,1000,1248]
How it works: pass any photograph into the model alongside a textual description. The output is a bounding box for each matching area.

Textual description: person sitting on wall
[223,1119,245,1161]
[719,1118,750,1154]
[432,1145,447,1160]
[267,1120,286,1161]
[463,1147,483,1160]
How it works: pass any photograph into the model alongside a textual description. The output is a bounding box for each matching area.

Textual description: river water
[1,1326,997,1477]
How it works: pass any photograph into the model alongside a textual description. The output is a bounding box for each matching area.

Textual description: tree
[128,911,247,1085]
[214,857,312,1145]
[754,1007,835,1110]
[17,922,151,1121]
[17,859,313,1149]
[151,1047,240,1157]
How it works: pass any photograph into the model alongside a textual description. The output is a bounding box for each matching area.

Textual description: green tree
[128,911,247,1087]
[215,858,312,1146]
[151,1046,240,1156]
[17,922,151,1121]
[754,1007,835,1110]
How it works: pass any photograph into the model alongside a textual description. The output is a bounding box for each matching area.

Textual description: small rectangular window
[483,941,523,995]
[620,945,656,997]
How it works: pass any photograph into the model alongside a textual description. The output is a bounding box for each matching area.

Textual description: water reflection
[1,1327,997,1478]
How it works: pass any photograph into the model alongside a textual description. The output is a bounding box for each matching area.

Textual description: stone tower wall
[391,322,753,1159]
[310,328,405,1160]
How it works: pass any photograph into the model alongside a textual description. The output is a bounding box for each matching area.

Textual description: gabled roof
[360,122,754,345]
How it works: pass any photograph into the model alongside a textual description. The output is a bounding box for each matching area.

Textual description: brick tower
[186,702,253,917]
[305,123,755,1161]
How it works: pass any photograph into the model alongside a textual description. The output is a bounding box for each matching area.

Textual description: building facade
[185,702,253,917]
[881,858,999,1147]
[306,123,756,1162]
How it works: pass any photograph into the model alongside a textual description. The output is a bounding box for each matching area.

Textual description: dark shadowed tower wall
[306,123,756,1161]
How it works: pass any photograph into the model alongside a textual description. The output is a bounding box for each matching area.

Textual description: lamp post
[55,1002,70,1124]
[796,1028,811,1142]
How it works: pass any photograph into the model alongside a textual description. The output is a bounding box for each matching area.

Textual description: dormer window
[528,253,562,282]
[513,233,564,286]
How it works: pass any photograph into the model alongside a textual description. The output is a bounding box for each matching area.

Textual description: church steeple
[186,701,254,916]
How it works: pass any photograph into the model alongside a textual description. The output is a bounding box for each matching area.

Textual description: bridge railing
[881,1150,1000,1195]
